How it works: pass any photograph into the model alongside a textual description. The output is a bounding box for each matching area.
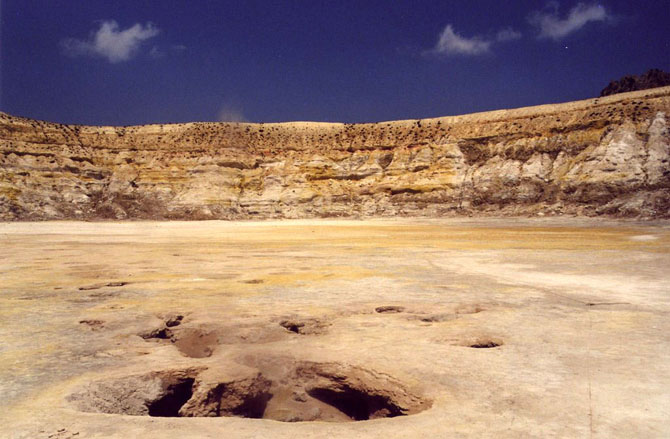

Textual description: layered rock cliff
[1,87,669,220]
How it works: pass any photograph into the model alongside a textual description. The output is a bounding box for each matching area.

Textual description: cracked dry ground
[1,218,669,438]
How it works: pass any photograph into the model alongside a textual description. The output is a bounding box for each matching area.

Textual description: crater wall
[1,87,669,220]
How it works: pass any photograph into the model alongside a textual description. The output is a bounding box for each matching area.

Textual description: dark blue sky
[2,1,669,125]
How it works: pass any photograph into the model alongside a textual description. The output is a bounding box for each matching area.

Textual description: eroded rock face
[1,87,669,220]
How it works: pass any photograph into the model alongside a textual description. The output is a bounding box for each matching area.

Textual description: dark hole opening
[142,327,173,340]
[469,342,501,348]
[375,306,405,314]
[307,386,404,421]
[165,315,184,327]
[280,321,304,334]
[230,390,273,418]
[147,378,195,417]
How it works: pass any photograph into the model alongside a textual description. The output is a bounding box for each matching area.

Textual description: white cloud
[432,25,491,56]
[428,24,522,57]
[61,20,160,63]
[496,27,522,42]
[529,2,609,40]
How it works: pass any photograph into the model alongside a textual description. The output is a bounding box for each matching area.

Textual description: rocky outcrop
[1,87,669,220]
[600,69,670,97]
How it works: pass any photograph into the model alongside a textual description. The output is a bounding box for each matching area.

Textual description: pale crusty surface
[1,218,669,438]
[1,87,669,220]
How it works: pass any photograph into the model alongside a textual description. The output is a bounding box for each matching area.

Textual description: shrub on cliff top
[600,69,670,97]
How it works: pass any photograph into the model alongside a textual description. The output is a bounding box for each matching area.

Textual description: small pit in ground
[279,318,329,335]
[281,321,303,333]
[79,319,105,330]
[375,306,405,314]
[165,314,184,327]
[140,313,218,358]
[141,327,173,340]
[68,361,431,422]
[468,339,502,348]
[141,326,217,358]
[78,281,130,291]
[140,313,185,340]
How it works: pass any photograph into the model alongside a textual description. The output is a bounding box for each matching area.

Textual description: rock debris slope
[1,87,669,220]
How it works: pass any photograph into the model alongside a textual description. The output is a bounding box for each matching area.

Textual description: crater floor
[1,218,669,438]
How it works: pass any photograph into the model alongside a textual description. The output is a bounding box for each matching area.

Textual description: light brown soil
[1,218,669,438]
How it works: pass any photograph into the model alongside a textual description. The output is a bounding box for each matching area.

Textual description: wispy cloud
[496,27,522,42]
[149,44,187,59]
[427,24,522,57]
[217,104,247,123]
[61,20,159,63]
[149,46,164,59]
[529,2,610,40]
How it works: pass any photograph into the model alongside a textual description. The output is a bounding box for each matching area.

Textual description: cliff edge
[1,87,669,220]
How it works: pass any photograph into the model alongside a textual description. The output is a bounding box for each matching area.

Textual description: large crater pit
[67,360,431,422]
